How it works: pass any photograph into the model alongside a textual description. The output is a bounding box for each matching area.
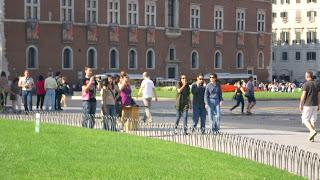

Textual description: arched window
[26,46,38,69]
[236,51,244,69]
[214,51,222,69]
[128,49,137,69]
[87,47,97,69]
[191,51,199,69]
[146,49,155,69]
[258,52,264,69]
[109,48,119,69]
[62,47,73,69]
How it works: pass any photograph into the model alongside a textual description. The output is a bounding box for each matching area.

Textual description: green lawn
[74,88,301,100]
[0,120,302,179]
[132,88,301,100]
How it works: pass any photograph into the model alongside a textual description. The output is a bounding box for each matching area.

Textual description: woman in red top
[36,75,45,110]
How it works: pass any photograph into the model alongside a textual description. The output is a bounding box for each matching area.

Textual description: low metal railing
[0,112,319,179]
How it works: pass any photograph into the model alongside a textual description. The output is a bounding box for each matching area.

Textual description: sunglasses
[199,78,204,80]
[181,77,186,79]
[210,76,215,78]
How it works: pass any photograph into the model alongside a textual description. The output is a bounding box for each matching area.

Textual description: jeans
[207,99,221,132]
[142,97,152,122]
[102,105,116,131]
[36,94,45,109]
[175,109,188,132]
[45,89,56,111]
[192,104,206,129]
[231,96,244,113]
[55,91,63,110]
[82,100,96,128]
[22,90,32,112]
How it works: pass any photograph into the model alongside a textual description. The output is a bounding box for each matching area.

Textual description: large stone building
[2,0,271,83]
[272,0,320,81]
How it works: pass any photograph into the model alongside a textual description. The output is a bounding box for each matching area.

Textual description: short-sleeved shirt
[141,78,155,99]
[302,80,319,106]
[246,81,254,97]
[81,77,97,102]
[18,76,34,91]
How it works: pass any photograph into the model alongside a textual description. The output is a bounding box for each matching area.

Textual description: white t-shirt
[18,76,34,91]
[141,78,154,98]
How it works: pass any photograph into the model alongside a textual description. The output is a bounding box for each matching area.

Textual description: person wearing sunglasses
[204,73,223,134]
[191,73,206,134]
[175,75,191,135]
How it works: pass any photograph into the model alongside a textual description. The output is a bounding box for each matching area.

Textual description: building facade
[3,0,271,83]
[272,0,320,82]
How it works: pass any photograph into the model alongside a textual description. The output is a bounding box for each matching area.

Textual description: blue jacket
[204,82,223,105]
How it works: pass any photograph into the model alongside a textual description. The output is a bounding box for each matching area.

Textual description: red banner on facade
[129,27,138,44]
[216,31,223,46]
[192,30,200,47]
[109,26,120,43]
[237,32,245,46]
[26,21,40,42]
[87,24,98,43]
[147,28,155,45]
[62,22,74,42]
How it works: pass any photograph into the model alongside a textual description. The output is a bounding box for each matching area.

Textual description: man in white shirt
[138,72,158,123]
[18,70,34,112]
[44,74,58,111]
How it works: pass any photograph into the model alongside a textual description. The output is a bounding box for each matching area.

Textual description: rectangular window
[257,10,265,32]
[127,0,138,25]
[280,31,290,44]
[307,52,316,60]
[295,31,301,44]
[86,0,98,23]
[25,0,40,20]
[272,32,277,43]
[169,48,175,60]
[307,31,317,43]
[145,1,156,26]
[168,0,175,27]
[272,52,275,61]
[190,5,200,29]
[108,0,120,24]
[307,0,317,3]
[236,9,245,31]
[282,52,288,60]
[272,0,277,4]
[307,11,317,22]
[296,52,300,60]
[61,0,74,22]
[296,0,301,3]
[214,7,224,30]
[296,11,301,22]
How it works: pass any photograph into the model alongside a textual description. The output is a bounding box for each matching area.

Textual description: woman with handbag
[230,81,245,114]
[101,75,117,131]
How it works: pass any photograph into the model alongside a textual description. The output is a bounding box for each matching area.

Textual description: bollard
[35,113,40,133]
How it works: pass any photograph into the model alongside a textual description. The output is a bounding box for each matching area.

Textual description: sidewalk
[222,127,320,155]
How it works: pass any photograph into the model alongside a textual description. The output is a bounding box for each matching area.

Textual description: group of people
[80,67,158,131]
[0,70,69,113]
[174,74,256,135]
[258,81,297,93]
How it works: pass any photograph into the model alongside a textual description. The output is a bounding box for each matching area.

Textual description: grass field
[0,120,302,179]
[132,88,301,100]
[74,87,301,100]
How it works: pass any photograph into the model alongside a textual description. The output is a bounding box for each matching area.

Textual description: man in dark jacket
[191,73,206,134]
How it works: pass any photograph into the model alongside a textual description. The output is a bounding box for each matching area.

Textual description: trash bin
[121,106,139,132]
